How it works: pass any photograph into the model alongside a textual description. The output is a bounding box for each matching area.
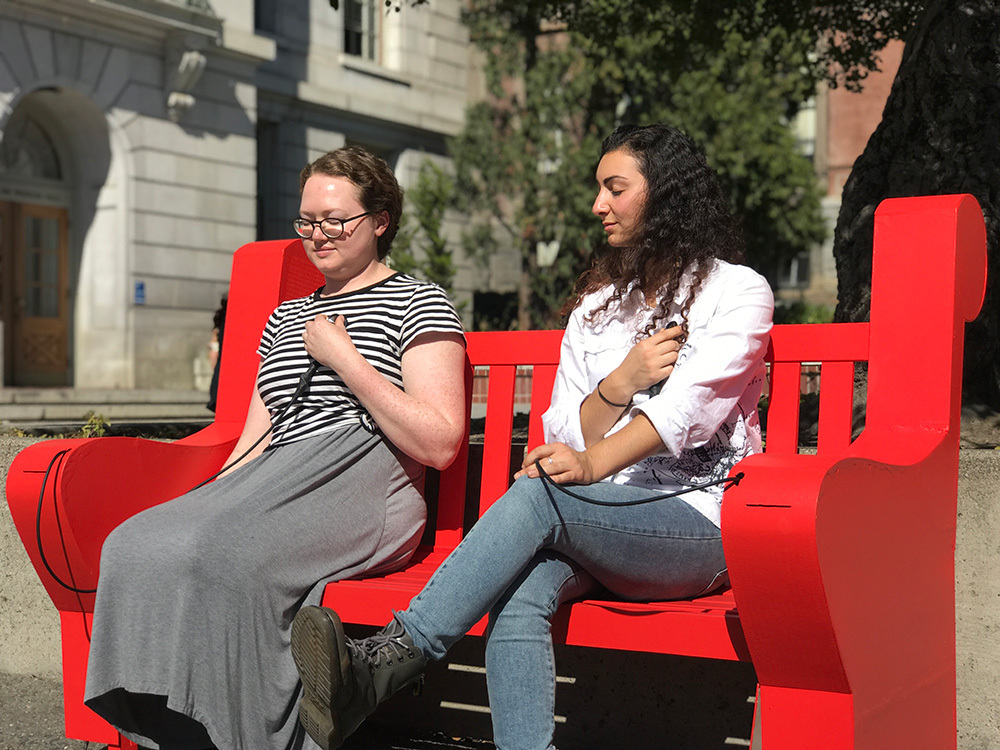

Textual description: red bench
[5,194,985,749]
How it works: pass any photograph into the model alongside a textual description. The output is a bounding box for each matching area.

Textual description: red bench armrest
[6,436,236,611]
[724,442,957,705]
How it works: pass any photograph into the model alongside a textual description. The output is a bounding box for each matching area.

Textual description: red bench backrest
[216,195,989,553]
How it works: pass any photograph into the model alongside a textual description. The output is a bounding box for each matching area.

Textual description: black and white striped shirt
[256,274,465,446]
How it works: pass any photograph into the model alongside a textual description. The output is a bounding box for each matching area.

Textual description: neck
[320,262,394,296]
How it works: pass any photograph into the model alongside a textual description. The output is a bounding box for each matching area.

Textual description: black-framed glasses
[292,211,373,240]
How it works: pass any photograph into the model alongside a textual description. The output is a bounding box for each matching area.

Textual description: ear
[373,210,390,237]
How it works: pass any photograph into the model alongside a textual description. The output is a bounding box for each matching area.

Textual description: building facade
[777,41,905,309]
[0,0,472,389]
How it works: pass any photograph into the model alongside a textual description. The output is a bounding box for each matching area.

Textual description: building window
[344,0,378,60]
[256,120,284,241]
[254,0,278,34]
[792,98,817,162]
[0,112,62,180]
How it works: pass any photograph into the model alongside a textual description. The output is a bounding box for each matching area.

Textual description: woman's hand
[302,314,358,371]
[610,326,683,398]
[515,442,596,485]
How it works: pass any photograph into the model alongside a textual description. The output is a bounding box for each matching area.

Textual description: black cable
[188,361,318,492]
[534,459,743,506]
[35,449,97,594]
[36,362,321,594]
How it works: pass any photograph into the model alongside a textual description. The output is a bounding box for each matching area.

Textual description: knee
[99,508,172,574]
[486,477,554,530]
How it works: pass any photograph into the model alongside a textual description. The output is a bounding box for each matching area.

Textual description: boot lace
[350,627,417,668]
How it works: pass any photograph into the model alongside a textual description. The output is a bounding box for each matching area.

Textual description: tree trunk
[833,0,1000,406]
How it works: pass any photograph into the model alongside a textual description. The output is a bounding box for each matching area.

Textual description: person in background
[206,295,226,413]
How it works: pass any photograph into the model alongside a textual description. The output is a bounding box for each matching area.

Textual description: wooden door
[5,202,70,386]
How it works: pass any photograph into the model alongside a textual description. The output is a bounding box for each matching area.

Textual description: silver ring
[548,457,554,465]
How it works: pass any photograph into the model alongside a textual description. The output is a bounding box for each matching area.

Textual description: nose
[592,189,608,217]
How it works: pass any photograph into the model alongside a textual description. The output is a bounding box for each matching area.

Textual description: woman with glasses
[291,124,773,750]
[83,146,466,750]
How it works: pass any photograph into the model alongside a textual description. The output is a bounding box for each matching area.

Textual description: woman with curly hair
[290,123,773,750]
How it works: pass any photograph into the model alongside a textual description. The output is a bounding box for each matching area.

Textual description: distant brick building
[776,41,904,308]
[0,0,472,389]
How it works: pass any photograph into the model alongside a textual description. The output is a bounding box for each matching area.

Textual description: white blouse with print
[541,260,774,527]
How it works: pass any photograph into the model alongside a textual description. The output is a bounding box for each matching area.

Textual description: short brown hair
[299,146,403,260]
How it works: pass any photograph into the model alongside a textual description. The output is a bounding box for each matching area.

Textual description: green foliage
[449,4,615,328]
[402,0,922,90]
[663,25,830,278]
[391,160,466,314]
[391,0,921,324]
[80,412,110,438]
[449,0,828,326]
[773,301,834,325]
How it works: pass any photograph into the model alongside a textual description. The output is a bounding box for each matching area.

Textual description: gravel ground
[0,669,494,750]
[0,672,85,750]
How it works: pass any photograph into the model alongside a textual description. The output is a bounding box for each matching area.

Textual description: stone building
[0,0,472,389]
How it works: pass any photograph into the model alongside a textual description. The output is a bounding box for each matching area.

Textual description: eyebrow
[602,175,629,187]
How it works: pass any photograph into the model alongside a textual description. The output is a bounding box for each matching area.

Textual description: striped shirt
[256,274,465,446]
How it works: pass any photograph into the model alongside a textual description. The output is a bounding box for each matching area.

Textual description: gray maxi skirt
[84,424,426,750]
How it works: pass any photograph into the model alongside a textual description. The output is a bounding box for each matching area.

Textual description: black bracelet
[596,377,632,409]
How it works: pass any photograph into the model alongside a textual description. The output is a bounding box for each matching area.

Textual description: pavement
[3,406,1000,749]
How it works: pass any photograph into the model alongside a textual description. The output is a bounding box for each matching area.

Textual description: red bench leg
[757,684,854,749]
[750,684,761,749]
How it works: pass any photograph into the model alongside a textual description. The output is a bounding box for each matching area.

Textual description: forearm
[579,327,681,446]
[582,412,664,481]
[519,412,665,485]
[579,373,635,446]
[220,385,272,477]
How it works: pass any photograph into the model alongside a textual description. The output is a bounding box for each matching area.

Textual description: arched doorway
[1,86,120,388]
[0,104,71,386]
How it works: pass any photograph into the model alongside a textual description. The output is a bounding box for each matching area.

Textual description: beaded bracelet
[596,377,632,409]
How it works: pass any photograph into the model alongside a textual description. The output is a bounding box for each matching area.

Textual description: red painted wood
[817,360,856,453]
[479,364,516,515]
[766,361,802,454]
[724,194,985,747]
[528,363,558,451]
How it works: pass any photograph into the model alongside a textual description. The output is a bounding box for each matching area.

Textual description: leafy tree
[573,2,828,280]
[393,0,1000,406]
[832,0,1000,407]
[451,0,826,328]
[391,160,464,313]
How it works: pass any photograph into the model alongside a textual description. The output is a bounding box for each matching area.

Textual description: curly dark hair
[565,123,745,340]
[299,146,403,260]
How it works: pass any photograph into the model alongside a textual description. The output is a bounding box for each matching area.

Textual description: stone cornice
[1,0,222,46]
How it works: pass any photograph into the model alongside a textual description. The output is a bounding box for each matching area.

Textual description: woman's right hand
[607,326,683,399]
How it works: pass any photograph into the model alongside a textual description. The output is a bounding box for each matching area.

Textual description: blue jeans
[395,476,727,750]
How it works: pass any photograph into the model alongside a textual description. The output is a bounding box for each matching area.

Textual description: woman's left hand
[302,314,358,371]
[515,442,595,485]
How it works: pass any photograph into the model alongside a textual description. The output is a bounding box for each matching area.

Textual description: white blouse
[541,260,774,526]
